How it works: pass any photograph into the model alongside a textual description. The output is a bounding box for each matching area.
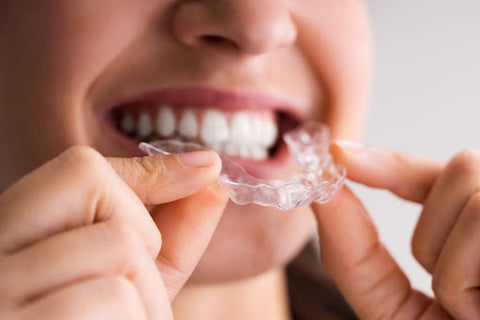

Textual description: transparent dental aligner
[139,122,346,210]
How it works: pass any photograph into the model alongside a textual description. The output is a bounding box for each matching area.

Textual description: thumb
[311,187,431,319]
[107,151,222,204]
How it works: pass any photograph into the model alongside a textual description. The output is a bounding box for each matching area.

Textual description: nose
[172,0,297,55]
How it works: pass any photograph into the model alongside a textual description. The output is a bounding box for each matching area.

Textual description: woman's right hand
[0,145,227,320]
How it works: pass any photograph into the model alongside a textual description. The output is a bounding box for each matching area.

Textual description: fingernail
[177,151,218,168]
[332,140,366,152]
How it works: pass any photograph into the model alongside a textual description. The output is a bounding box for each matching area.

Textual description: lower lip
[102,114,294,179]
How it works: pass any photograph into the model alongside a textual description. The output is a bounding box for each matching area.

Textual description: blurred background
[358,0,480,295]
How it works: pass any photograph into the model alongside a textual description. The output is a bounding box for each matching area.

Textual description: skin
[0,0,477,319]
[0,0,370,284]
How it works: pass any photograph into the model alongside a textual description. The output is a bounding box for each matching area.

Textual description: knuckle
[452,191,480,233]
[146,227,162,259]
[102,217,161,263]
[63,145,104,165]
[108,221,145,255]
[127,156,168,205]
[100,276,144,318]
[58,146,110,179]
[105,221,154,270]
[391,151,411,170]
[431,271,461,309]
[448,148,480,179]
[138,155,166,176]
[454,148,480,162]
[135,157,167,182]
[154,230,162,256]
[134,156,167,186]
[102,275,135,297]
[464,190,480,213]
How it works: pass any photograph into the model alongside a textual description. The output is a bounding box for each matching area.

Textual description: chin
[189,201,316,283]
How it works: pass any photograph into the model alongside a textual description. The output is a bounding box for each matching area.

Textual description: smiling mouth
[106,88,302,161]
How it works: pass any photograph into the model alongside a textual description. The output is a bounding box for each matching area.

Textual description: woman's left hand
[311,142,480,319]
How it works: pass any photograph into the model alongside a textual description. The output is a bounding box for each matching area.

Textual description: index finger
[330,141,444,203]
[0,146,220,255]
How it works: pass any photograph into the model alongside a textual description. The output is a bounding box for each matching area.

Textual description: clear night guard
[139,122,346,210]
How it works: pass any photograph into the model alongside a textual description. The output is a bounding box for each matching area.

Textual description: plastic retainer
[139,122,346,210]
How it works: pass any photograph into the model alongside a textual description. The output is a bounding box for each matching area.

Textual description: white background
[360,0,480,295]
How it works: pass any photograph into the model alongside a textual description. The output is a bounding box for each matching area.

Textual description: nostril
[201,35,225,44]
[200,35,239,51]
[172,1,297,55]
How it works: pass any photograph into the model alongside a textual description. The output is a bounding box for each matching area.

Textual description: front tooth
[201,110,229,148]
[120,114,135,134]
[251,117,263,144]
[251,146,268,160]
[224,143,239,157]
[156,106,176,137]
[178,110,198,139]
[138,112,153,137]
[260,120,278,147]
[204,141,223,152]
[229,112,252,143]
[238,145,250,158]
[224,144,250,159]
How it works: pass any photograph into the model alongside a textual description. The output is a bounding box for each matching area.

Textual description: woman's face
[0,0,371,282]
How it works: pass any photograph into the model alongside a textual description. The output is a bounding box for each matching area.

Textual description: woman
[0,0,476,319]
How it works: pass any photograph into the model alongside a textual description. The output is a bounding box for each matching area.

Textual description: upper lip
[99,85,306,120]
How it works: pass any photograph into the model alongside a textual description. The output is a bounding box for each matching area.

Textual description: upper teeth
[120,115,135,134]
[178,110,197,139]
[156,106,176,137]
[138,112,153,138]
[119,106,278,160]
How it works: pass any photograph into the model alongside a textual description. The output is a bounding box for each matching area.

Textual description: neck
[172,268,290,320]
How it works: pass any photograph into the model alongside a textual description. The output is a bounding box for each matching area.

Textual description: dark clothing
[287,241,358,319]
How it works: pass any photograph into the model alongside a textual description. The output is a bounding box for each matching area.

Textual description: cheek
[292,0,372,139]
[263,46,325,118]
[0,1,151,100]
[0,1,155,185]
